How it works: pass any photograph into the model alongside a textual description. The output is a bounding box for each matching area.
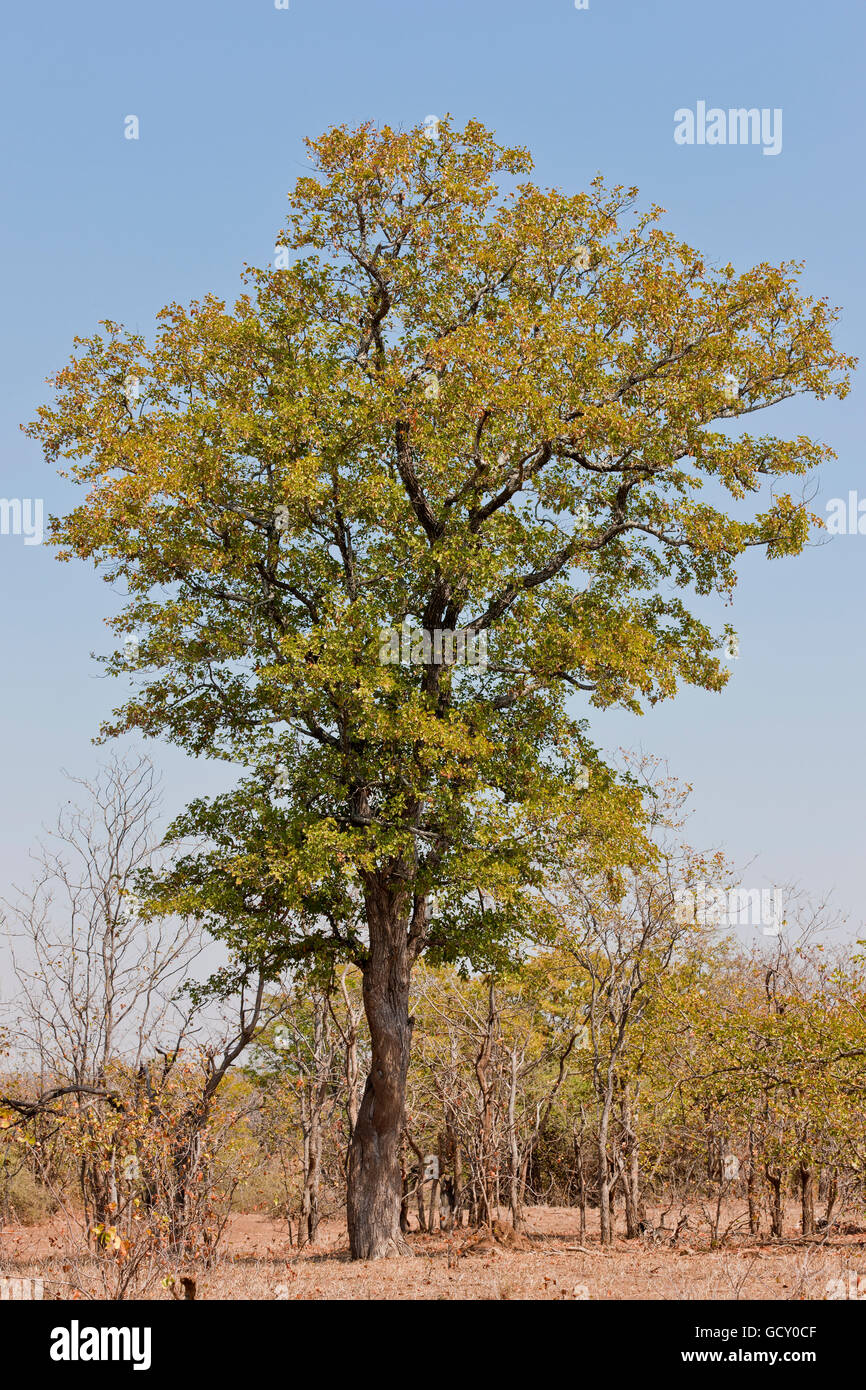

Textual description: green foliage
[26,117,854,974]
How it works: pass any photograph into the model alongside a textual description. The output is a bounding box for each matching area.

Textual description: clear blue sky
[1,0,863,937]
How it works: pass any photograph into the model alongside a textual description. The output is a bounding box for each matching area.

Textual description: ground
[3,1203,865,1300]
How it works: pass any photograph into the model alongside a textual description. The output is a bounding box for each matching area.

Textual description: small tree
[1,756,198,1227]
[253,981,340,1246]
[552,771,717,1244]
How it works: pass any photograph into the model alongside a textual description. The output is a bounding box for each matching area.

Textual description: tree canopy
[26,117,852,974]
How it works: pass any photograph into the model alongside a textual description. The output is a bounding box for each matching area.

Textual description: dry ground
[2,1204,864,1300]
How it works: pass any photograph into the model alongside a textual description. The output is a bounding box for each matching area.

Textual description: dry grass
[2,1203,864,1300]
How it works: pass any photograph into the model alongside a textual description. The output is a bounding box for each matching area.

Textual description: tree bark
[399,1145,411,1234]
[451,1135,464,1229]
[441,1122,458,1231]
[472,981,497,1226]
[800,1165,815,1236]
[428,1168,441,1234]
[598,1123,612,1245]
[338,967,361,1139]
[346,886,414,1259]
[597,1072,616,1246]
[574,1117,587,1242]
[507,1046,522,1231]
[747,1127,761,1237]
[620,1082,641,1239]
[823,1171,838,1228]
[765,1165,784,1238]
[299,1108,321,1247]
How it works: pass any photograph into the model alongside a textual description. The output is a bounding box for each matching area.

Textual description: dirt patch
[2,1204,864,1300]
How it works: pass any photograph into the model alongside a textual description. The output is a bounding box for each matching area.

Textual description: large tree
[27,118,852,1257]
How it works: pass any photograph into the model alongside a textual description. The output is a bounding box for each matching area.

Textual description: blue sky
[1,0,863,938]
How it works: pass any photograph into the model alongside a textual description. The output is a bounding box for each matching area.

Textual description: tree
[26,117,853,1257]
[252,979,341,1247]
[551,767,717,1245]
[2,757,194,1090]
[662,918,866,1241]
[0,757,199,1227]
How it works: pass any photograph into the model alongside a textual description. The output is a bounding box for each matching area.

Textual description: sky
[1,0,864,950]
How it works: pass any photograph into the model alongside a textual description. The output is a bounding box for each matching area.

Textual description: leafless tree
[1,755,201,1226]
[2,756,198,1089]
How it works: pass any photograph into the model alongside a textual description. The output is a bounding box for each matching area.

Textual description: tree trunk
[474,981,498,1226]
[597,1079,615,1246]
[441,1124,457,1231]
[300,1106,321,1247]
[747,1128,761,1237]
[428,1172,441,1234]
[339,966,361,1139]
[800,1165,815,1236]
[508,1047,522,1231]
[406,1133,427,1232]
[765,1166,784,1238]
[346,888,414,1260]
[399,1146,411,1234]
[824,1171,838,1228]
[620,1083,641,1239]
[598,1138,612,1245]
[451,1136,464,1229]
[574,1128,587,1242]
